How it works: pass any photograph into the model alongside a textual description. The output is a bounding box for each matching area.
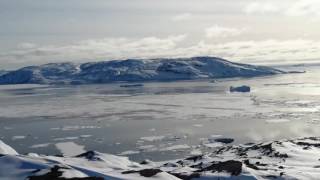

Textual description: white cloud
[244,2,280,14]
[18,42,37,49]
[205,25,245,38]
[0,35,187,67]
[285,0,320,18]
[203,39,320,64]
[1,36,320,68]
[172,13,192,21]
[168,39,320,65]
[244,0,320,19]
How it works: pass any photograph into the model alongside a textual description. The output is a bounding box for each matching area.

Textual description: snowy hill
[0,57,284,85]
[1,137,320,179]
[0,70,7,76]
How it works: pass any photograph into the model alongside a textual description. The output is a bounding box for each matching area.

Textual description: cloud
[244,2,280,14]
[203,39,320,64]
[17,43,37,49]
[0,35,187,68]
[172,13,192,21]
[285,0,320,18]
[244,0,320,19]
[1,36,320,69]
[205,25,245,38]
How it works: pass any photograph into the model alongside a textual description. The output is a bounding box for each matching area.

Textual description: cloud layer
[1,35,320,68]
[286,0,320,18]
[244,2,280,14]
[1,0,320,69]
[244,0,320,19]
[172,13,192,21]
[205,26,245,38]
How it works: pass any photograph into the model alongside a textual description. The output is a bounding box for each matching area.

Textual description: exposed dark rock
[230,85,251,93]
[176,160,185,166]
[196,160,242,176]
[185,155,203,162]
[170,172,201,180]
[215,146,233,154]
[139,169,162,177]
[123,169,162,177]
[162,162,179,167]
[303,146,311,150]
[140,159,152,165]
[190,162,203,169]
[28,166,103,180]
[248,143,274,155]
[244,160,261,170]
[274,152,288,158]
[120,84,144,88]
[238,151,248,157]
[214,138,234,144]
[255,162,268,166]
[296,141,320,148]
[75,151,101,161]
[263,175,279,179]
[122,170,137,174]
[256,143,273,153]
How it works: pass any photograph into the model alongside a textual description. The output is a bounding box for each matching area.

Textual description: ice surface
[55,142,86,156]
[141,136,166,142]
[266,119,291,123]
[11,135,26,140]
[30,143,51,148]
[0,66,319,162]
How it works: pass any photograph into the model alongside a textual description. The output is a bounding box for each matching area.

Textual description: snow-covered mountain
[1,137,320,179]
[0,70,7,76]
[0,57,284,85]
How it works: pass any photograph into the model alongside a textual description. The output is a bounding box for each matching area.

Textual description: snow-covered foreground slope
[1,137,320,179]
[0,57,283,85]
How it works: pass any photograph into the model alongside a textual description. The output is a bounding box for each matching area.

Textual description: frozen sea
[0,65,320,161]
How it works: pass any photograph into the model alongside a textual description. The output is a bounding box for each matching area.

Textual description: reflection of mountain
[0,56,283,85]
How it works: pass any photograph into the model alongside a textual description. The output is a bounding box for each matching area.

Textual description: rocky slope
[1,137,320,179]
[0,57,284,85]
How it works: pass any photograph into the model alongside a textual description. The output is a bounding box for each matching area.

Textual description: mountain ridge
[0,56,284,85]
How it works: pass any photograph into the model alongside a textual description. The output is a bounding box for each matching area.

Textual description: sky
[1,0,320,69]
